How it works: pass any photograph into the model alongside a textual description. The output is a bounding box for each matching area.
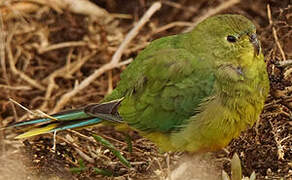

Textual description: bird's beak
[249,33,260,56]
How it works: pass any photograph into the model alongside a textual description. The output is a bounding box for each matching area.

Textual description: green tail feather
[15,117,102,139]
[5,100,123,138]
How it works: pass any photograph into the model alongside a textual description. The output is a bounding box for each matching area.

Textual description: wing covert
[115,47,215,133]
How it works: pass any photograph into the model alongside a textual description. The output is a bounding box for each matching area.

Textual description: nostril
[236,66,244,76]
[249,33,257,42]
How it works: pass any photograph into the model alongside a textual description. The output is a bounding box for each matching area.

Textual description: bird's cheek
[216,65,245,82]
[239,44,255,63]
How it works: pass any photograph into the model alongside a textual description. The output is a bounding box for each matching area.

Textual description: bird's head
[190,14,261,59]
[188,14,263,81]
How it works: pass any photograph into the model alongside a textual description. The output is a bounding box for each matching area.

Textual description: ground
[0,0,291,180]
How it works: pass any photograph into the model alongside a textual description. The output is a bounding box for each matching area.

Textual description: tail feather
[50,109,91,121]
[15,123,58,139]
[9,118,53,128]
[51,118,102,131]
[5,100,123,139]
[8,110,91,128]
[7,109,100,139]
[15,118,102,139]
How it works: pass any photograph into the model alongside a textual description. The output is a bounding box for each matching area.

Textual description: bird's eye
[226,35,237,43]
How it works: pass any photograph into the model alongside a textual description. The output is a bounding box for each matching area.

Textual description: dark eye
[226,35,237,43]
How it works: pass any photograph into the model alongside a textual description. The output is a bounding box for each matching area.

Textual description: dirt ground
[0,0,291,180]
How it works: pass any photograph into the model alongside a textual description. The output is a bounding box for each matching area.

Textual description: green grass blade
[70,159,87,174]
[92,134,131,168]
[93,167,113,176]
[124,133,133,153]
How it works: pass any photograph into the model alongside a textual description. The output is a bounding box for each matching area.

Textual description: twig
[48,0,110,18]
[267,4,286,61]
[162,1,197,13]
[8,98,36,116]
[65,48,74,76]
[53,2,161,113]
[284,68,292,78]
[111,13,132,19]
[154,157,163,174]
[0,14,6,153]
[268,119,285,160]
[35,109,57,120]
[6,33,45,90]
[67,129,96,142]
[152,21,193,35]
[0,85,32,90]
[40,51,97,110]
[111,2,161,65]
[275,59,292,67]
[108,42,150,55]
[184,0,241,32]
[55,134,95,163]
[107,70,113,94]
[52,130,57,152]
[8,98,57,123]
[17,0,110,19]
[75,147,95,163]
[0,11,7,83]
[38,41,87,54]
[0,1,40,20]
[52,58,132,113]
[0,13,10,108]
[166,153,171,180]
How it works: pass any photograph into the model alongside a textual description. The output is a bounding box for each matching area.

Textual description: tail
[5,99,123,139]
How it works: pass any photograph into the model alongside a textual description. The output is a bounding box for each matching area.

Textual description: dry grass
[0,0,291,179]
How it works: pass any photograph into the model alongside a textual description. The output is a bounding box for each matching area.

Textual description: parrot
[6,14,269,153]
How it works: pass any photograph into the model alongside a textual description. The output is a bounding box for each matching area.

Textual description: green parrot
[7,14,269,153]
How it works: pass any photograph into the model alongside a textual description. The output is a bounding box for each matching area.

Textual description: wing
[106,36,215,133]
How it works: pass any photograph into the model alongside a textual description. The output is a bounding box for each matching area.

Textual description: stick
[111,2,161,65]
[267,4,286,61]
[184,0,240,32]
[52,58,132,113]
[38,41,87,54]
[6,32,45,90]
[9,98,36,116]
[0,12,7,83]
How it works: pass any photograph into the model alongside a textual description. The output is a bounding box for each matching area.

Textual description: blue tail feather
[11,118,52,127]
[9,110,91,128]
[50,118,102,132]
[5,101,123,138]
